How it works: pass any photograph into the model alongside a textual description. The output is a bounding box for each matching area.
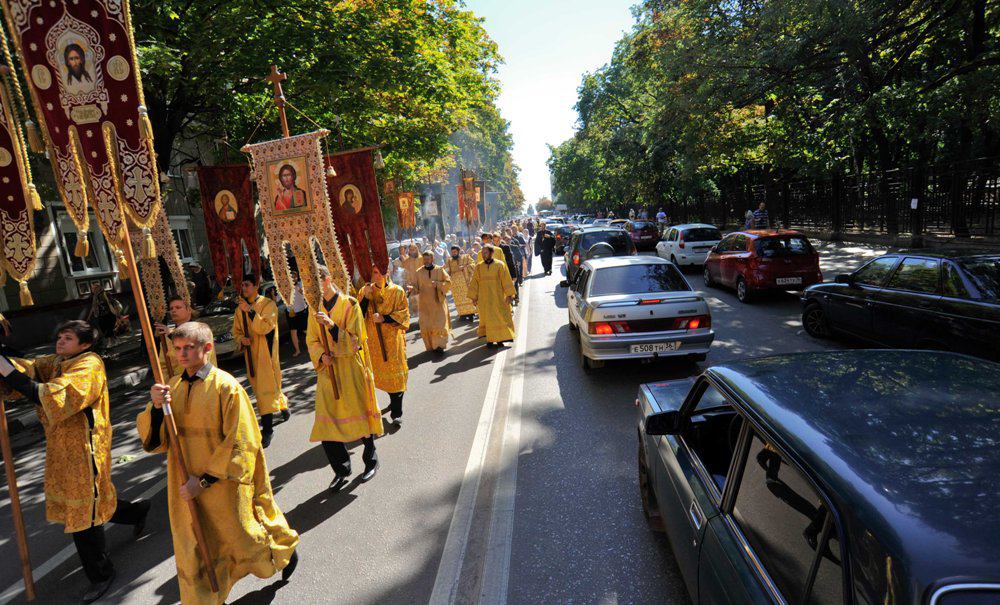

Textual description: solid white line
[428,312,512,605]
[0,476,168,603]
[479,281,530,605]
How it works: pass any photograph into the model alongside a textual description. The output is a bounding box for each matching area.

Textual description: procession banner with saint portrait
[325,148,389,283]
[397,191,415,229]
[242,130,349,310]
[196,164,261,289]
[1,0,161,258]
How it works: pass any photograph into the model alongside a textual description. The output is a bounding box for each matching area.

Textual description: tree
[536,197,554,211]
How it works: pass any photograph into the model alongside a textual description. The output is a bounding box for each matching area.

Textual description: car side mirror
[835,273,855,286]
[645,410,684,436]
[559,280,570,288]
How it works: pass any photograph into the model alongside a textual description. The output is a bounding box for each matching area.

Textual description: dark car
[626,220,661,250]
[553,224,578,255]
[704,230,822,303]
[801,250,1000,361]
[563,227,637,282]
[637,350,1000,605]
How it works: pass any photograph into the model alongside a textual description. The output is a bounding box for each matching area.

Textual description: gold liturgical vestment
[445,255,477,317]
[136,366,298,605]
[232,295,288,415]
[1,353,117,532]
[470,260,516,343]
[359,281,410,393]
[307,294,384,443]
[413,265,451,350]
[401,255,422,289]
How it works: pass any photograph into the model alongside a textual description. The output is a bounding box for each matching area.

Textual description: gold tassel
[138,106,154,141]
[25,120,43,153]
[75,233,89,258]
[141,229,156,259]
[116,249,129,281]
[217,288,225,301]
[19,281,33,306]
[27,184,42,211]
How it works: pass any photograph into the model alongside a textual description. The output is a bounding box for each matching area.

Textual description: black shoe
[82,570,115,603]
[281,550,299,582]
[360,462,379,483]
[280,409,291,422]
[261,432,273,448]
[329,474,349,492]
[133,499,152,539]
[392,416,403,427]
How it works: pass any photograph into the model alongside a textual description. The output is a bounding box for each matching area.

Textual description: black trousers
[261,413,274,435]
[71,499,146,583]
[321,437,377,477]
[387,392,404,419]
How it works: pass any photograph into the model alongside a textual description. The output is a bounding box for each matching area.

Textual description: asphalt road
[0,241,875,604]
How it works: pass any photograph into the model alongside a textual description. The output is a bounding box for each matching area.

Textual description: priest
[155,295,217,378]
[445,245,477,320]
[469,244,516,347]
[412,250,452,352]
[139,322,299,605]
[232,274,289,447]
[358,263,410,425]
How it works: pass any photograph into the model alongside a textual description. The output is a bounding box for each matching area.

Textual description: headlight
[215,332,234,343]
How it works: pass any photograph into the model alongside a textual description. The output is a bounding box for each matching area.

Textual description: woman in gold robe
[232,274,289,448]
[358,264,410,424]
[139,322,299,605]
[412,250,452,352]
[308,265,384,489]
[445,245,477,319]
[469,244,517,346]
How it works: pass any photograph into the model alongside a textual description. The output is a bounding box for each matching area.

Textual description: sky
[466,0,636,206]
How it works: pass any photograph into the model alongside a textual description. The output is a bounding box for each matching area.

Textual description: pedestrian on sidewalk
[358,263,411,426]
[744,208,754,229]
[412,250,452,353]
[232,274,289,448]
[753,202,770,229]
[535,223,556,276]
[470,244,516,347]
[155,295,217,378]
[309,265,384,490]
[83,282,124,349]
[0,321,150,603]
[140,322,299,605]
[285,271,309,357]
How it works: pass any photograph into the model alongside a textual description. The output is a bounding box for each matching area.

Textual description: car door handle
[688,501,705,532]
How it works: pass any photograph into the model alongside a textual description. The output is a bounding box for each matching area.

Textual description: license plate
[630,342,680,354]
[776,277,802,286]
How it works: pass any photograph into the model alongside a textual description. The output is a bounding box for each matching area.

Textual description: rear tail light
[588,321,631,335]
[639,299,662,305]
[679,234,685,249]
[572,250,581,266]
[676,315,711,330]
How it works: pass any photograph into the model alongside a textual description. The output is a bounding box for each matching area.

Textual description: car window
[684,228,722,242]
[589,263,691,296]
[680,382,742,493]
[886,257,940,294]
[853,256,898,286]
[669,229,678,242]
[957,257,1000,301]
[734,235,749,251]
[732,433,844,605]
[717,235,733,252]
[580,231,632,254]
[943,263,970,299]
[755,236,814,257]
[574,269,590,294]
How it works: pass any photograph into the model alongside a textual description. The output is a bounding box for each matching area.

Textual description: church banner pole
[0,399,35,601]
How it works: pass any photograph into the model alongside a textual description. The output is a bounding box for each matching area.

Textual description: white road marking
[0,476,168,603]
[479,281,530,604]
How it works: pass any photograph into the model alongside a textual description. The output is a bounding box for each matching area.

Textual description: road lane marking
[0,476,167,603]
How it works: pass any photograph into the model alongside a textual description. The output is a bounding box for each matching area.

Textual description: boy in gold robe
[445,245,477,320]
[155,295,217,378]
[469,244,517,347]
[232,274,289,448]
[308,265,384,490]
[139,322,299,605]
[412,250,452,352]
[0,321,150,603]
[358,263,410,425]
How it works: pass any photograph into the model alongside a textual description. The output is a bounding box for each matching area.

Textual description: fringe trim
[74,233,89,258]
[19,281,33,306]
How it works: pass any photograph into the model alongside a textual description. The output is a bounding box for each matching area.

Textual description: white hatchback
[655,223,722,266]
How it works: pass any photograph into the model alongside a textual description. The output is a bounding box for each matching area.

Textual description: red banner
[3,0,161,246]
[461,175,479,225]
[197,165,261,289]
[0,85,36,290]
[325,148,388,281]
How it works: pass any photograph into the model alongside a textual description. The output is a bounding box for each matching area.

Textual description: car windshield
[684,228,721,242]
[755,236,814,257]
[581,231,632,254]
[958,257,1000,300]
[633,221,653,229]
[590,263,690,296]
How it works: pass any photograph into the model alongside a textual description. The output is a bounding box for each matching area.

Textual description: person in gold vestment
[469,244,516,347]
[358,263,410,425]
[155,295,217,378]
[412,250,451,352]
[445,245,477,320]
[0,321,150,603]
[140,322,299,605]
[232,274,289,448]
[309,265,384,490]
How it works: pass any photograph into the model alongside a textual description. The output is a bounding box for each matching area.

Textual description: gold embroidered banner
[0,69,38,303]
[241,130,349,310]
[129,208,189,321]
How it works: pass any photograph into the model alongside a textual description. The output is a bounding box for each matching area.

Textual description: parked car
[624,220,661,251]
[704,230,821,303]
[636,349,1000,605]
[801,250,1000,361]
[553,224,579,255]
[656,223,722,266]
[563,226,637,283]
[565,256,713,370]
[591,218,612,227]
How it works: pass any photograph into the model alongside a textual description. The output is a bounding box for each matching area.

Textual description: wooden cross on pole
[266,65,291,138]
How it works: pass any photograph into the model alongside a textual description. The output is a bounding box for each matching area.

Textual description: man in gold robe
[358,263,410,425]
[232,274,289,448]
[139,322,299,605]
[155,295,217,378]
[412,250,451,352]
[401,243,422,316]
[469,244,517,347]
[308,265,384,490]
[0,321,150,603]
[445,245,477,320]
[476,232,493,263]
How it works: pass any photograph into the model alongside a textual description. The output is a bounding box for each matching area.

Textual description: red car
[625,220,660,250]
[703,230,822,303]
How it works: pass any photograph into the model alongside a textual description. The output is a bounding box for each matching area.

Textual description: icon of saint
[273,164,307,212]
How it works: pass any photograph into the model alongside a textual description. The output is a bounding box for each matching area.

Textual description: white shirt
[289,281,308,313]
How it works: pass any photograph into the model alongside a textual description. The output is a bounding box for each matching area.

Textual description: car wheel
[703,265,715,287]
[578,332,603,371]
[736,276,753,303]
[802,303,831,338]
[568,308,578,331]
[638,440,665,532]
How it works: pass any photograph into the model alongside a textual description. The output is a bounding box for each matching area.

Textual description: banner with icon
[324,148,388,282]
[196,164,261,291]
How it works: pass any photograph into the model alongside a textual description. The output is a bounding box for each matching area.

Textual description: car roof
[708,350,1000,581]
[729,229,804,239]
[582,255,669,270]
[669,223,718,230]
